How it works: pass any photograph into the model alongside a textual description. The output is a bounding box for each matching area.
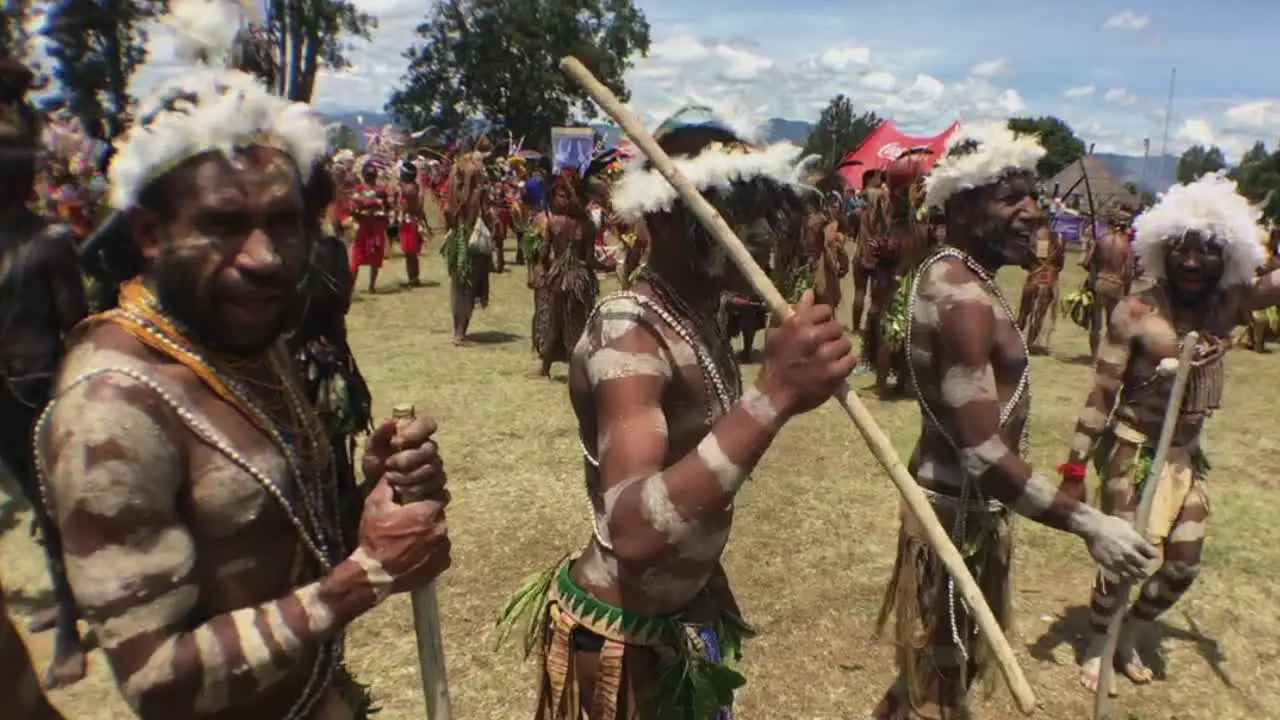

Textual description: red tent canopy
[835,120,961,191]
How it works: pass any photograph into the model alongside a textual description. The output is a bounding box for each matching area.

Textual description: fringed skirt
[532,264,598,363]
[498,558,751,720]
[449,252,492,315]
[875,501,1013,720]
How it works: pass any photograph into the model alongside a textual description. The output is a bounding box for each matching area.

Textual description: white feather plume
[108,68,328,209]
[1132,171,1265,287]
[922,121,1045,208]
[610,141,808,220]
[166,0,242,64]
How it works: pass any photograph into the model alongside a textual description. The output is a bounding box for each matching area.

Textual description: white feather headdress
[1132,172,1265,287]
[922,121,1045,209]
[106,0,327,210]
[610,140,814,221]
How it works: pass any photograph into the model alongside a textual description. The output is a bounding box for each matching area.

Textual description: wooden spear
[1093,334,1198,719]
[558,56,1038,714]
[391,403,453,720]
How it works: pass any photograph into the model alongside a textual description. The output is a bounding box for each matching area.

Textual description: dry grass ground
[3,237,1279,719]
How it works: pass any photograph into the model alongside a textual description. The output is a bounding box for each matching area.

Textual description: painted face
[142,147,309,356]
[970,172,1044,268]
[1164,230,1225,302]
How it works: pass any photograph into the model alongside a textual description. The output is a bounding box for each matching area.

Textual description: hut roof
[1047,155,1140,213]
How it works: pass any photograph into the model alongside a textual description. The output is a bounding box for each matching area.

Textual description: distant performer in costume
[442,140,495,344]
[1083,206,1137,358]
[496,125,854,720]
[1016,226,1066,351]
[529,168,602,378]
[289,160,374,551]
[851,169,888,338]
[347,156,390,293]
[873,123,1156,720]
[1061,173,1280,694]
[0,60,89,688]
[394,158,427,286]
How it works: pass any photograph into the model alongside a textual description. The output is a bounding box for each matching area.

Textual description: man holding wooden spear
[873,123,1158,720]
[1060,172,1280,695]
[496,123,853,720]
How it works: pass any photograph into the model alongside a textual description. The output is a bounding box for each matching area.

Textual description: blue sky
[37,0,1280,160]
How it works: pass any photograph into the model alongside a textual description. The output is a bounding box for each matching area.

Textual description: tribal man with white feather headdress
[873,122,1157,720]
[1059,172,1280,695]
[496,124,854,720]
[34,1,452,717]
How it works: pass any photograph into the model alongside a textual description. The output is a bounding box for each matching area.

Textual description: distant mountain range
[323,112,1177,192]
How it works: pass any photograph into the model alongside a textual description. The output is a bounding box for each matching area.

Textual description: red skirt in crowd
[399,221,424,255]
[350,217,387,270]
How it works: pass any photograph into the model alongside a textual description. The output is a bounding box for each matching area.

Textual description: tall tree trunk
[299,34,319,102]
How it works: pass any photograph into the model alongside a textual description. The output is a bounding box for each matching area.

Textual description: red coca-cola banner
[835,120,961,190]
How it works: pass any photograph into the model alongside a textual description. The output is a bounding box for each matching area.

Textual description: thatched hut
[1046,155,1140,215]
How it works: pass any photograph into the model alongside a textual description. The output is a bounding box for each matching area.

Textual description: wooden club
[391,403,453,720]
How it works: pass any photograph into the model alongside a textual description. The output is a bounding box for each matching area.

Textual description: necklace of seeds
[119,305,336,569]
[904,244,1032,659]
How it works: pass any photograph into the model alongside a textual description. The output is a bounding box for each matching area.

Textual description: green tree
[387,0,651,148]
[263,0,376,101]
[43,0,164,138]
[1229,141,1280,220]
[1174,144,1226,184]
[801,94,880,170]
[1006,116,1086,178]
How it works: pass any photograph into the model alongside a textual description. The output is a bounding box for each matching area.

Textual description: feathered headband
[1132,172,1265,288]
[922,121,1045,209]
[106,0,327,210]
[610,140,814,221]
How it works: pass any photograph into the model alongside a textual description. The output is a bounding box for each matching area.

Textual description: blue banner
[551,127,595,175]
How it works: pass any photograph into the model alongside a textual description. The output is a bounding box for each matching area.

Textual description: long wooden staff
[391,404,453,720]
[1093,334,1198,719]
[559,56,1038,714]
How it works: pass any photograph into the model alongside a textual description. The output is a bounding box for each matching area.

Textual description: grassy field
[3,239,1279,720]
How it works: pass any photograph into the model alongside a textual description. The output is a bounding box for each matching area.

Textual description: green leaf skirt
[494,557,753,720]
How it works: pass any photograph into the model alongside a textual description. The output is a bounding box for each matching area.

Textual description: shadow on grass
[467,330,521,345]
[1056,352,1096,366]
[1027,604,1245,695]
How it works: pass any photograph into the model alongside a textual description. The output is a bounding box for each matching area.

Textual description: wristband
[1056,462,1088,483]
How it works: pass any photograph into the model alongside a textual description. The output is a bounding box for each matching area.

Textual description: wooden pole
[1093,334,1198,719]
[391,404,453,720]
[558,55,1038,714]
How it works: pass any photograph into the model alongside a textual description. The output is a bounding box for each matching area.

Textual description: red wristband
[1056,462,1087,483]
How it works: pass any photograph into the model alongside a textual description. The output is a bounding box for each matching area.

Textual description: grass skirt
[876,502,1013,720]
[532,256,598,363]
[495,558,751,720]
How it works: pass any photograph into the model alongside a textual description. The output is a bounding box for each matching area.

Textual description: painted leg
[1080,469,1138,694]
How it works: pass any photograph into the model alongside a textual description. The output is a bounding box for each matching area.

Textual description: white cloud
[970,59,1013,77]
[1102,88,1138,105]
[1223,100,1278,130]
[860,70,896,92]
[1063,85,1096,99]
[1177,118,1216,146]
[814,46,873,73]
[1102,10,1151,31]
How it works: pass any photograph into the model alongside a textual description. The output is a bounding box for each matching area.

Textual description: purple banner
[1051,214,1104,243]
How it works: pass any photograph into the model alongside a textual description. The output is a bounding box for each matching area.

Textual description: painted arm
[1066,297,1176,465]
[1243,266,1280,311]
[922,264,1096,533]
[41,373,388,717]
[585,298,785,564]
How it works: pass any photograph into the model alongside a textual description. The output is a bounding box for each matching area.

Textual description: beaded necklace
[905,244,1032,659]
[112,280,339,569]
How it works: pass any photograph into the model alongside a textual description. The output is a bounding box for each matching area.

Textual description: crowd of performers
[5,3,1280,719]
